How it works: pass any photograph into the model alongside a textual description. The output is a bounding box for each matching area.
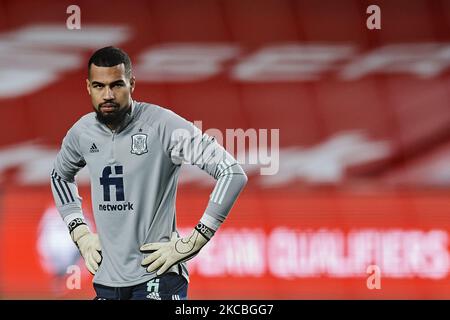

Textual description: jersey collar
[116,100,135,132]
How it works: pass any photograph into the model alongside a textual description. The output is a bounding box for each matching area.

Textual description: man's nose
[103,86,114,100]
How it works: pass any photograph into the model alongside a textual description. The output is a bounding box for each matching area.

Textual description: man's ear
[130,76,136,93]
[86,79,91,95]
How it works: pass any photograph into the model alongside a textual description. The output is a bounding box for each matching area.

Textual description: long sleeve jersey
[51,100,247,287]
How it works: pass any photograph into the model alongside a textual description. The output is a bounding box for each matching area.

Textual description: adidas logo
[90,143,99,153]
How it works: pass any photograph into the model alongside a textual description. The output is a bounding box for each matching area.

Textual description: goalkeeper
[50,46,247,300]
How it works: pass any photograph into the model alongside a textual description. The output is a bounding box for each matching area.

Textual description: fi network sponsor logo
[98,202,134,212]
[98,165,134,213]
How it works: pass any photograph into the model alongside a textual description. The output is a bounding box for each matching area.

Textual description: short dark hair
[88,46,132,78]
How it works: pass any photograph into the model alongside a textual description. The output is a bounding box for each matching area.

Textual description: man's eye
[113,83,124,87]
[93,85,103,88]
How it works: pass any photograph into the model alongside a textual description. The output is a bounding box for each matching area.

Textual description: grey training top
[51,100,247,287]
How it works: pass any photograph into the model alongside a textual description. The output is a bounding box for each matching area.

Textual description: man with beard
[50,46,247,300]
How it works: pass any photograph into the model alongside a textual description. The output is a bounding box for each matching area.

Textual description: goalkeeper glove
[140,222,215,276]
[70,221,102,275]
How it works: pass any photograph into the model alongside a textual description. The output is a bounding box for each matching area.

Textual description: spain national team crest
[131,133,148,155]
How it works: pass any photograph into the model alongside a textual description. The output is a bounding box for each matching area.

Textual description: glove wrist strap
[68,217,87,233]
[195,222,215,241]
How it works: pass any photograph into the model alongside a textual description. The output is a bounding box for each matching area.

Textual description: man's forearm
[201,160,248,230]
[50,168,85,228]
[171,129,248,231]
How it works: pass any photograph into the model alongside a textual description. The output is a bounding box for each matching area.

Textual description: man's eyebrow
[110,80,126,85]
[91,80,126,86]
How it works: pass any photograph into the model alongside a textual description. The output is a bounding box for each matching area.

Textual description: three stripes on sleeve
[51,169,75,205]
[210,159,237,205]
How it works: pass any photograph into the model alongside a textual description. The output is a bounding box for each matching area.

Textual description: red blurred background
[0,0,449,299]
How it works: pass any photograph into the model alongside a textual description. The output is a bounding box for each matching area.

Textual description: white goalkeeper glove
[70,222,102,275]
[140,222,215,276]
